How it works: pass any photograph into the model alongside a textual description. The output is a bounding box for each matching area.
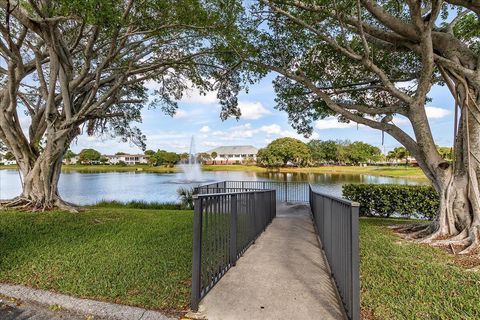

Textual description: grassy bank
[62,164,179,173]
[361,218,480,319]
[192,164,426,179]
[0,207,193,316]
[1,163,426,179]
[281,165,425,179]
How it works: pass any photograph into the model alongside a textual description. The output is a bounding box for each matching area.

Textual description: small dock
[197,203,345,320]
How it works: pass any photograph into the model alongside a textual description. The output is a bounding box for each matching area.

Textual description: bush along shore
[343,184,439,219]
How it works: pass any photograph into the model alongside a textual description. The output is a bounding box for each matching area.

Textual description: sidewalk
[197,203,345,320]
[0,284,175,320]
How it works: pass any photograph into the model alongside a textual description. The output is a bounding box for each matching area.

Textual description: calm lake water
[0,169,423,205]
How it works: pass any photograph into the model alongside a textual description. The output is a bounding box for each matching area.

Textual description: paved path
[0,297,94,320]
[198,203,345,320]
[0,284,175,320]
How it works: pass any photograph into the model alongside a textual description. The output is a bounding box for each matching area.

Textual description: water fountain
[179,136,204,182]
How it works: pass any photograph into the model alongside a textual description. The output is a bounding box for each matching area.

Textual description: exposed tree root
[0,196,80,213]
[391,222,436,240]
[428,229,470,247]
[392,222,480,256]
[415,229,447,243]
[459,225,480,255]
[389,222,430,233]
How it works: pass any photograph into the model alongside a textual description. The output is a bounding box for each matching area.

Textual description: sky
[69,72,455,155]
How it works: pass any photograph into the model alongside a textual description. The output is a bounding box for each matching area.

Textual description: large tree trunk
[20,155,66,210]
[397,89,480,254]
[427,171,480,254]
[1,130,79,213]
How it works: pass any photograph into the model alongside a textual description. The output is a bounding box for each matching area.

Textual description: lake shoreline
[0,164,426,180]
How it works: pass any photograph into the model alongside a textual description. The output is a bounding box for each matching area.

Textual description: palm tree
[211,152,218,164]
[177,187,194,209]
[387,147,409,165]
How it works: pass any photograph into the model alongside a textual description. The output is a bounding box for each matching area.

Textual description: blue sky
[70,72,455,155]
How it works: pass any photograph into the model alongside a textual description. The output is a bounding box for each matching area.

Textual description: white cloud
[395,80,416,90]
[238,101,271,120]
[18,113,31,136]
[281,130,319,142]
[199,125,211,133]
[212,123,256,139]
[392,116,410,126]
[425,106,450,119]
[144,79,218,105]
[144,79,158,92]
[173,109,188,118]
[310,131,320,140]
[315,117,357,130]
[259,124,282,135]
[182,90,217,104]
[200,141,220,148]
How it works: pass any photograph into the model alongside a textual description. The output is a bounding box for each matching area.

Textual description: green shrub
[177,187,194,209]
[92,200,182,210]
[342,184,439,219]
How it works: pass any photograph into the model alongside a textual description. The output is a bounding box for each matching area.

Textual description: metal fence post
[252,193,257,241]
[284,180,287,202]
[191,196,202,312]
[350,203,360,320]
[230,194,238,266]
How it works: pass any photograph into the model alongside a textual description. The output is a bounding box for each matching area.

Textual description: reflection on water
[0,169,424,205]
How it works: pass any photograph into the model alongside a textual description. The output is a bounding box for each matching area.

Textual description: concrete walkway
[0,284,175,320]
[197,203,345,320]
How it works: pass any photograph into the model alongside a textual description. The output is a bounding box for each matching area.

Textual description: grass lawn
[286,165,426,179]
[360,218,480,319]
[0,207,193,316]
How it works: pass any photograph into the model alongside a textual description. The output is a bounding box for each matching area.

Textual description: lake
[0,169,423,205]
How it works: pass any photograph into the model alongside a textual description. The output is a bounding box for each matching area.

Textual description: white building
[206,145,258,164]
[106,154,149,165]
[0,159,16,165]
[63,156,79,165]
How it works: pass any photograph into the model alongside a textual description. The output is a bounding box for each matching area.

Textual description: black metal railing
[195,180,309,202]
[194,187,262,195]
[309,185,360,320]
[191,189,276,311]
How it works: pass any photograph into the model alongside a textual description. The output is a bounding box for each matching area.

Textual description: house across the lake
[62,155,80,165]
[0,159,16,165]
[106,154,149,165]
[206,145,258,164]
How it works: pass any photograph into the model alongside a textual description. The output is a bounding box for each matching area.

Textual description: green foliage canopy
[308,139,381,164]
[149,150,180,167]
[257,137,311,167]
[79,149,101,164]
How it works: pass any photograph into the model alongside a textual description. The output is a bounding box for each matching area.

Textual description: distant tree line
[63,148,200,167]
[257,138,382,168]
[60,140,454,168]
[256,138,455,169]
